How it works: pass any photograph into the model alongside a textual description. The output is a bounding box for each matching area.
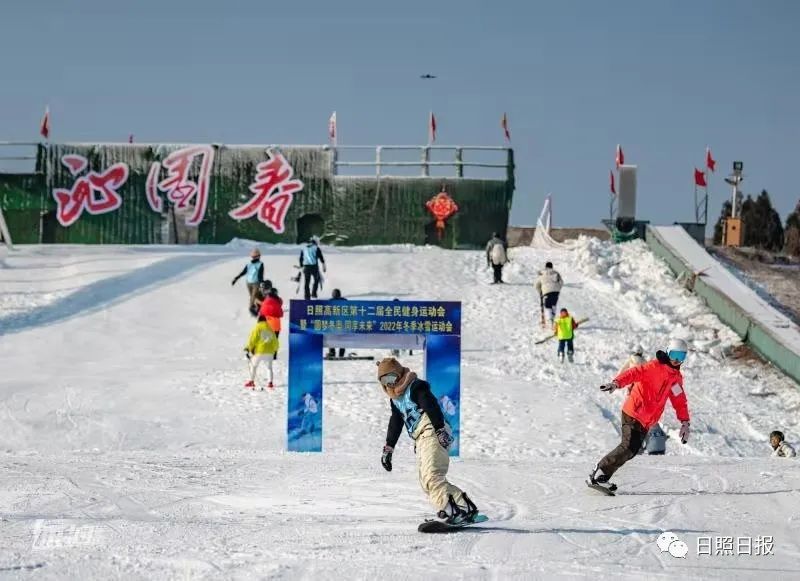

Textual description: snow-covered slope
[0,241,799,580]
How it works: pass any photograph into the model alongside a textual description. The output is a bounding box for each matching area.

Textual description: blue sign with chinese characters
[287,300,462,456]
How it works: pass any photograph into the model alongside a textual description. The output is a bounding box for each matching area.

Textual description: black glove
[600,381,619,392]
[381,445,393,472]
[244,349,251,360]
[435,427,453,450]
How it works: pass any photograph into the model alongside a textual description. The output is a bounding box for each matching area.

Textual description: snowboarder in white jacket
[377,357,479,524]
[771,430,796,458]
[485,233,508,284]
[534,262,563,325]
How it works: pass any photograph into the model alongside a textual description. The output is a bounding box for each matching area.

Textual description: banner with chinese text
[287,300,462,455]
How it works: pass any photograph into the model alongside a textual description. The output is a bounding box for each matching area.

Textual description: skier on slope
[243,315,279,390]
[377,357,479,524]
[299,237,326,300]
[770,430,796,458]
[553,307,579,363]
[485,232,508,284]
[534,262,563,326]
[589,338,692,491]
[232,248,265,313]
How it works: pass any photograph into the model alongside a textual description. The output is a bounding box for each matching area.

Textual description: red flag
[609,170,616,195]
[39,106,50,139]
[501,113,510,142]
[428,111,437,143]
[706,147,716,172]
[694,168,707,188]
[328,111,337,143]
[615,144,624,169]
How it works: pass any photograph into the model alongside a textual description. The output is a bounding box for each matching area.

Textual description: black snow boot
[589,464,617,492]
[461,493,479,522]
[437,495,469,525]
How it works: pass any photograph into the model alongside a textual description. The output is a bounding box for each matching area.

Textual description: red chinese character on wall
[52,154,129,227]
[146,145,215,227]
[228,149,303,234]
[426,187,459,240]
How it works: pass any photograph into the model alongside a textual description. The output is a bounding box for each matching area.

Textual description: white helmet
[631,344,644,357]
[667,338,689,362]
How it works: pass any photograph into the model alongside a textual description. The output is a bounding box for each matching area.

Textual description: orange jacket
[615,352,689,429]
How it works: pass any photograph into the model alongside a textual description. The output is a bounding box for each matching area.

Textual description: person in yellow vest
[553,307,579,363]
[244,315,279,390]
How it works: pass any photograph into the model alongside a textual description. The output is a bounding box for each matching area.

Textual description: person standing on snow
[534,261,563,326]
[243,315,279,390]
[299,237,326,300]
[485,232,508,284]
[618,344,646,375]
[553,307,579,363]
[232,248,265,312]
[327,288,347,359]
[377,357,479,524]
[770,430,796,458]
[589,338,692,491]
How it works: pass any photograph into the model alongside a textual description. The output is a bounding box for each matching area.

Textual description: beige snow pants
[412,414,464,511]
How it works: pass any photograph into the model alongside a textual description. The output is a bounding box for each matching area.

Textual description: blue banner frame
[288,300,462,456]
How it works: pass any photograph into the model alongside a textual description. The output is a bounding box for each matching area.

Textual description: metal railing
[331,145,512,178]
[0,142,39,171]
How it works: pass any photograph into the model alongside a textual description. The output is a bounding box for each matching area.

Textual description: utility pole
[723,161,744,246]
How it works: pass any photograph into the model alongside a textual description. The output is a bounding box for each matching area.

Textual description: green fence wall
[0,143,514,248]
[646,225,800,386]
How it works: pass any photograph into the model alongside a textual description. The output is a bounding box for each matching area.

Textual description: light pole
[723,161,744,246]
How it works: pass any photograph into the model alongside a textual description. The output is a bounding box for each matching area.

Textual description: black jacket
[385,379,445,448]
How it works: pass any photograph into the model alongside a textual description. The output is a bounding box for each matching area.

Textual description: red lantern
[426,189,459,240]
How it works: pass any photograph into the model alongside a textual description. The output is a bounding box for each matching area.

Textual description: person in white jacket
[534,262,564,325]
[618,345,646,376]
[770,431,796,458]
[485,233,508,284]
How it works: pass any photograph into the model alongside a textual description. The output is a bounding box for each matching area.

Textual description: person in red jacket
[258,287,284,359]
[589,338,691,491]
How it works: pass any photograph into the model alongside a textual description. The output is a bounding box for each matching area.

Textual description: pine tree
[713,200,732,245]
[785,199,800,256]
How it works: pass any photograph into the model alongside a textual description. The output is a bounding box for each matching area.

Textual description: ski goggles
[668,350,687,363]
[379,372,401,387]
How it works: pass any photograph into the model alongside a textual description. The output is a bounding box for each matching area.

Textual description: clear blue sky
[2,0,798,227]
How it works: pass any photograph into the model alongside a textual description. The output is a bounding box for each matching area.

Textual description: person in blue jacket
[232,248,265,312]
[299,237,326,300]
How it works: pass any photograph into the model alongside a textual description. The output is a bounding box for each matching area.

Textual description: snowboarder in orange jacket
[589,338,691,491]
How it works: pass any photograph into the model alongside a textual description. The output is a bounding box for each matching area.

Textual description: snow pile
[0,241,799,578]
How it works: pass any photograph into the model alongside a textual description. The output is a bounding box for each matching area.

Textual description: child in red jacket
[258,287,284,359]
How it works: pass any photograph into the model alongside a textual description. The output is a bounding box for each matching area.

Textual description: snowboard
[586,480,616,496]
[418,514,488,533]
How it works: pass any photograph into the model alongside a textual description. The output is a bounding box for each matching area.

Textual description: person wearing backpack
[485,233,508,284]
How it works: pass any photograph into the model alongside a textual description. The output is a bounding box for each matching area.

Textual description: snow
[1,240,800,579]
[650,226,800,355]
